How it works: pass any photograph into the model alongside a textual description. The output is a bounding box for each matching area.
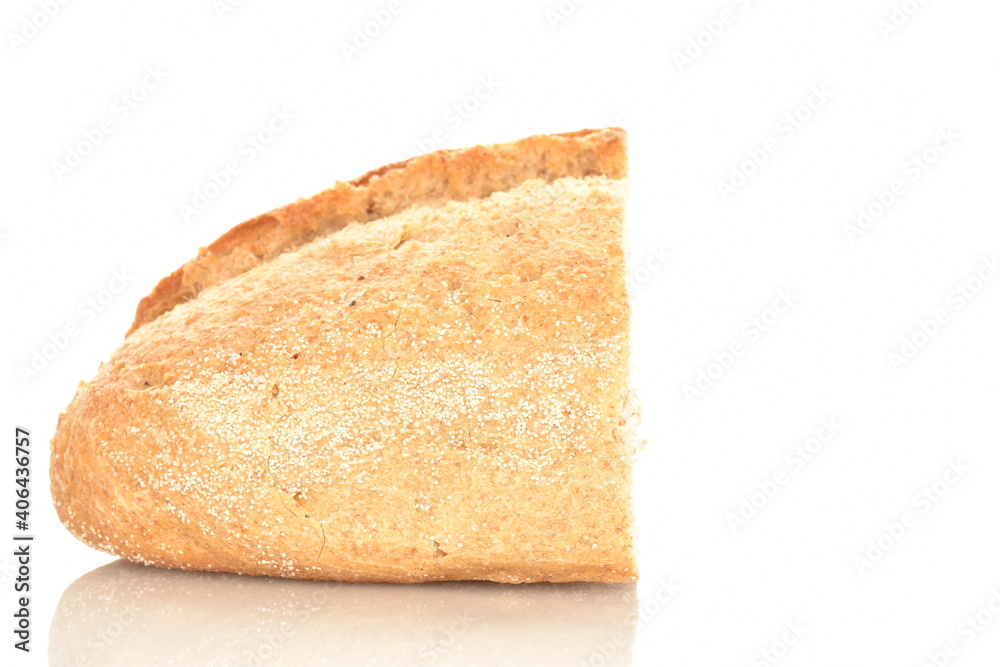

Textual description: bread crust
[52,130,635,584]
[130,128,627,335]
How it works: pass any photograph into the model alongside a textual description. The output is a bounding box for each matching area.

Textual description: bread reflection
[51,560,636,666]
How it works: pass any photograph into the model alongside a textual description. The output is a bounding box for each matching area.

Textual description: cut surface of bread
[51,128,637,583]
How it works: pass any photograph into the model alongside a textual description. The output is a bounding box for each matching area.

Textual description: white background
[3,0,1000,665]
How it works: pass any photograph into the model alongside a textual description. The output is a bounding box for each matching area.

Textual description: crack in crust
[128,128,627,336]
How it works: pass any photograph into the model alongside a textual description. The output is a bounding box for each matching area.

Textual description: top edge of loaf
[128,127,628,336]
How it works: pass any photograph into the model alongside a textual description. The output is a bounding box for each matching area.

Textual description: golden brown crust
[52,130,635,584]
[129,128,627,336]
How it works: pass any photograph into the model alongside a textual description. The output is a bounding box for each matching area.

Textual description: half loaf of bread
[51,128,638,583]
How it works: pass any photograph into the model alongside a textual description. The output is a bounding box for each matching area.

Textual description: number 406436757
[15,427,30,531]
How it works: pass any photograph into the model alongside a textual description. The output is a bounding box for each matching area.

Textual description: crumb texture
[51,132,635,584]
